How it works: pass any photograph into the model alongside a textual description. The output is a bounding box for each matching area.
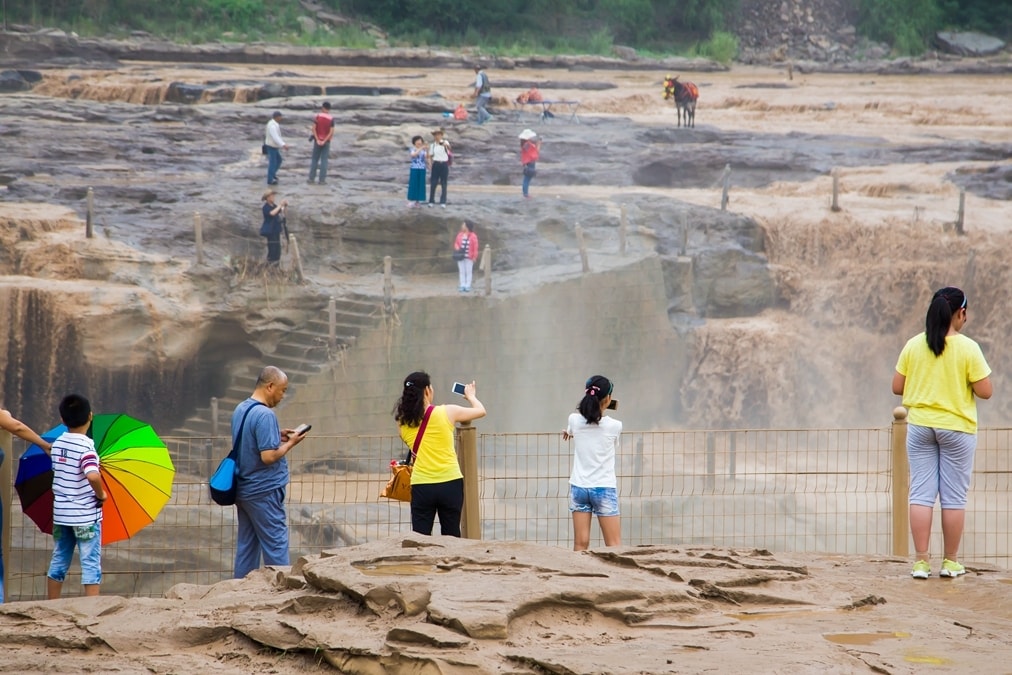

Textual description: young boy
[47,394,106,599]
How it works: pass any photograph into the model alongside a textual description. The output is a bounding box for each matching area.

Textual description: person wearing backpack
[472,64,492,125]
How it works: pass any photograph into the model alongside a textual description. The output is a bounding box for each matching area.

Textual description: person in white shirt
[46,394,107,599]
[562,375,622,551]
[427,129,452,206]
[264,110,287,185]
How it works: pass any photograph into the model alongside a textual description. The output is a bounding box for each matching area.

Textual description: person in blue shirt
[231,366,308,579]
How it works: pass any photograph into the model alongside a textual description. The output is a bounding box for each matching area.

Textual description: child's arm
[86,470,107,506]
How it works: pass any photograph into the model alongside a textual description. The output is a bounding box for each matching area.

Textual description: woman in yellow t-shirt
[393,371,486,536]
[893,286,992,580]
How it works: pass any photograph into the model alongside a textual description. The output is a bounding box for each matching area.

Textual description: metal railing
[2,414,1010,601]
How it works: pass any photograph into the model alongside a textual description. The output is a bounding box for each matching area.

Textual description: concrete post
[456,422,481,539]
[194,211,204,265]
[0,429,12,602]
[891,407,909,557]
[86,187,94,238]
[575,225,589,273]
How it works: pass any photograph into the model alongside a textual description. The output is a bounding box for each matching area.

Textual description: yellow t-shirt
[895,332,991,433]
[399,405,462,485]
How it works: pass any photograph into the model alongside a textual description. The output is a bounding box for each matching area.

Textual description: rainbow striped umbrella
[16,413,174,545]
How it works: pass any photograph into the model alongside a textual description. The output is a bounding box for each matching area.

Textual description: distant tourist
[260,188,287,267]
[893,287,992,580]
[231,366,309,579]
[264,110,287,185]
[472,64,492,125]
[308,102,334,185]
[427,129,452,207]
[453,220,478,293]
[453,103,468,120]
[392,372,486,537]
[407,135,427,207]
[518,129,541,199]
[47,394,107,599]
[0,407,52,603]
[563,375,622,551]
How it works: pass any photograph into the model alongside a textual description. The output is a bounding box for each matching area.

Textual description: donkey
[663,75,699,128]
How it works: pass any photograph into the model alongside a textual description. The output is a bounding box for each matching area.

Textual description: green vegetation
[857,0,1010,55]
[4,0,1008,56]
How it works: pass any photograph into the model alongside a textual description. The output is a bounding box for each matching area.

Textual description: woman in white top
[563,375,622,551]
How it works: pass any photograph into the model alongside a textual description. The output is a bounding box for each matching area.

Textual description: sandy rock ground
[1,537,1011,674]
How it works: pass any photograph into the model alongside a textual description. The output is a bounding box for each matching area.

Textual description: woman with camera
[393,371,486,537]
[562,375,622,551]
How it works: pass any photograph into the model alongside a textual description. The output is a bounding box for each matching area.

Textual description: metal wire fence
[2,424,1010,600]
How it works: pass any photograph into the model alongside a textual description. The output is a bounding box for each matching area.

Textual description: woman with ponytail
[893,287,992,580]
[562,375,622,551]
[393,371,486,536]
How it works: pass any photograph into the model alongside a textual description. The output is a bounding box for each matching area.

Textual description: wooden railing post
[383,256,393,313]
[194,211,204,265]
[0,429,12,602]
[619,205,627,255]
[720,164,731,211]
[328,296,337,350]
[575,225,589,273]
[480,245,492,296]
[290,234,304,283]
[831,169,841,212]
[456,422,481,539]
[210,397,219,440]
[85,187,94,238]
[955,188,965,235]
[891,407,909,557]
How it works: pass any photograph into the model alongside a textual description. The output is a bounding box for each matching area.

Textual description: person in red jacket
[453,220,479,293]
[519,129,541,198]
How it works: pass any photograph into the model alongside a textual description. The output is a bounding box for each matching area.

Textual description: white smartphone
[452,382,467,396]
[294,423,312,435]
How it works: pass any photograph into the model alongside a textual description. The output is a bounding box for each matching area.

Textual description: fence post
[85,187,94,238]
[290,234,304,283]
[383,256,393,313]
[456,422,481,539]
[575,225,589,273]
[481,245,492,296]
[830,169,841,212]
[194,211,204,265]
[955,189,965,235]
[720,165,731,212]
[210,396,219,440]
[0,429,11,602]
[619,205,627,256]
[891,406,909,557]
[328,296,337,351]
[681,211,689,256]
[728,432,737,479]
[705,432,716,491]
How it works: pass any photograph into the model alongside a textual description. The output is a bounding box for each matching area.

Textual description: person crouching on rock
[563,375,622,551]
[260,188,287,266]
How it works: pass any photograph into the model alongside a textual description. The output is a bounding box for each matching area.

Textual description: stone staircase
[167,293,383,441]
